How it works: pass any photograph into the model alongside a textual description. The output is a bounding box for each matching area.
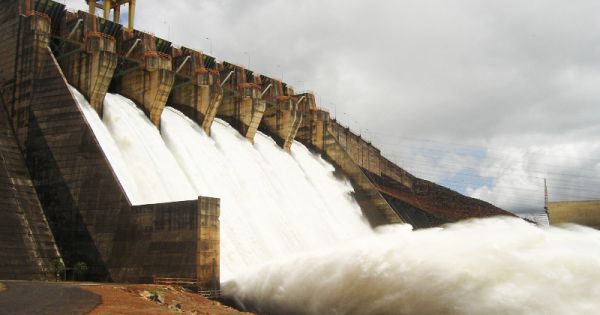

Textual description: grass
[149,287,164,296]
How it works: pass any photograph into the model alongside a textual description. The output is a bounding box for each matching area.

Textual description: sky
[63,0,600,214]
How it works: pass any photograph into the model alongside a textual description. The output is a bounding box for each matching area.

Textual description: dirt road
[0,280,100,315]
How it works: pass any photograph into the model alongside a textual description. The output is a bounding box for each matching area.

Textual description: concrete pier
[296,108,329,152]
[217,62,265,141]
[197,197,220,291]
[58,11,118,114]
[0,2,52,150]
[259,76,303,151]
[115,31,174,127]
[170,47,222,135]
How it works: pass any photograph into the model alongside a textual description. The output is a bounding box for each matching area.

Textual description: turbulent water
[72,88,600,315]
[225,217,600,315]
[70,86,143,203]
[72,85,196,204]
[102,93,197,204]
[161,107,372,279]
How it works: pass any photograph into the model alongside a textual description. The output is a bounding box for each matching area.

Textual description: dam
[2,1,600,314]
[0,0,511,284]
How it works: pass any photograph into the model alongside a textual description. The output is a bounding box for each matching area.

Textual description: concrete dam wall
[0,0,512,287]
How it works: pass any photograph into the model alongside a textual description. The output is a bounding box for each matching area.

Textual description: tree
[73,261,88,281]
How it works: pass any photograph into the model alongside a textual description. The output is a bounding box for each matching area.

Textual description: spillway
[73,85,196,205]
[75,87,373,279]
[161,108,373,279]
[73,89,600,315]
[102,93,197,204]
[70,86,143,204]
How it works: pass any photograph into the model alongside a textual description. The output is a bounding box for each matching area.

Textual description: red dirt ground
[82,284,253,315]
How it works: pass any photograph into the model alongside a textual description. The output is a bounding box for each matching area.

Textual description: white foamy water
[69,86,143,204]
[161,107,372,279]
[102,94,196,204]
[224,217,600,315]
[73,90,600,315]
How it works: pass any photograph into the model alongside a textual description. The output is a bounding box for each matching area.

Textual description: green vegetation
[148,288,165,304]
[73,261,88,281]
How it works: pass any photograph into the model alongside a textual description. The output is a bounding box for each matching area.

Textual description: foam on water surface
[74,89,600,315]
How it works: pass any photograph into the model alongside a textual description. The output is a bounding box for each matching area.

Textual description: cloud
[63,0,600,213]
[467,139,600,213]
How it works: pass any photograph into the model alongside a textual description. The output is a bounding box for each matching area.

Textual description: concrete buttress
[217,62,265,141]
[170,48,223,135]
[197,197,220,291]
[296,106,404,226]
[115,31,174,127]
[259,76,303,151]
[58,11,118,114]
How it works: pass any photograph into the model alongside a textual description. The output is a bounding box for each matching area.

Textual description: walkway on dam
[0,280,100,315]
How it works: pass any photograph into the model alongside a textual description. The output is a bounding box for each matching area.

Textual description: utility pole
[544,178,549,214]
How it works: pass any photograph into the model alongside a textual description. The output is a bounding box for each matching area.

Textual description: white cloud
[63,0,600,213]
[468,140,600,213]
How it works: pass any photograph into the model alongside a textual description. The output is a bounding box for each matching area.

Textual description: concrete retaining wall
[548,200,600,229]
[0,93,60,280]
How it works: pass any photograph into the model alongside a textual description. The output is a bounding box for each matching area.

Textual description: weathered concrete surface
[0,280,100,315]
[0,95,61,280]
[58,11,118,114]
[109,198,220,289]
[328,118,514,226]
[330,121,382,175]
[218,63,265,141]
[297,106,513,227]
[28,47,129,280]
[548,200,600,229]
[170,47,223,135]
[115,31,174,127]
[197,197,220,290]
[365,170,513,227]
[0,2,220,288]
[296,109,403,227]
[0,2,51,151]
[0,2,62,280]
[25,47,219,288]
[259,76,303,151]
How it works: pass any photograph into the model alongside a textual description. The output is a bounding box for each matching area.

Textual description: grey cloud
[63,0,600,212]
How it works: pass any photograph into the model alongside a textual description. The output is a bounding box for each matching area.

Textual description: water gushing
[102,93,196,204]
[73,89,600,315]
[223,217,600,314]
[161,107,372,279]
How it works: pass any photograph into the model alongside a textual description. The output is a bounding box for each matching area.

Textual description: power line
[381,149,600,182]
[365,130,600,164]
[387,154,600,185]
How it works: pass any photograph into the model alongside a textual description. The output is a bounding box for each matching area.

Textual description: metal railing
[152,276,221,298]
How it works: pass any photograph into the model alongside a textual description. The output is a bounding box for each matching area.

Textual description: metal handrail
[152,276,221,298]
